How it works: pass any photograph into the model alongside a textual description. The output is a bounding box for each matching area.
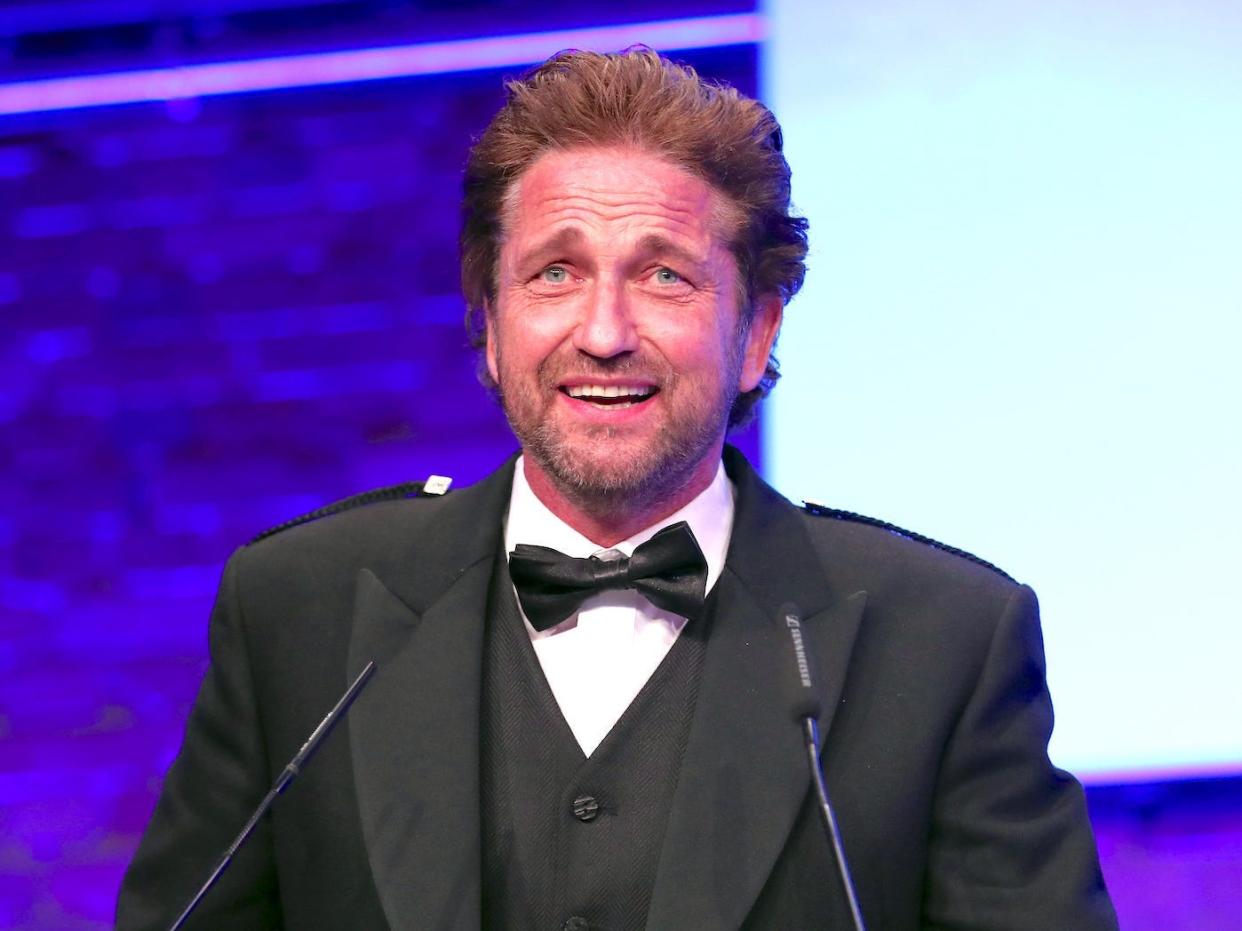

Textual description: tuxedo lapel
[646,449,867,930]
[346,458,516,931]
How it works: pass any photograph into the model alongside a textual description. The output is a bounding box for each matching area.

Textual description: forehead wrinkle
[539,183,707,211]
[535,184,712,210]
[514,196,716,254]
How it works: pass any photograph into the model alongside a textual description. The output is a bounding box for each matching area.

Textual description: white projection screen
[762,0,1241,781]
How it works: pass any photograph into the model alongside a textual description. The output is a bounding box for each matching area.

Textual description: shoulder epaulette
[249,474,453,545]
[801,500,1015,583]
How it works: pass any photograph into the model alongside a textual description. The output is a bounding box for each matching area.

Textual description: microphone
[168,661,377,931]
[781,605,866,931]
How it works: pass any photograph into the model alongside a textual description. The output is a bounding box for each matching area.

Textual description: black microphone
[168,661,377,931]
[781,604,867,931]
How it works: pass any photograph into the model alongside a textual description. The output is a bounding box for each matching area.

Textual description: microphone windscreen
[780,603,822,721]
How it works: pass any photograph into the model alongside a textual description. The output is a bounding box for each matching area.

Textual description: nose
[572,279,639,359]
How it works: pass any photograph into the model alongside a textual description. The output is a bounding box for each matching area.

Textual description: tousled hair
[460,47,808,426]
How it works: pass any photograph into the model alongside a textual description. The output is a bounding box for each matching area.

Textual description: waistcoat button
[572,794,600,822]
[563,916,590,930]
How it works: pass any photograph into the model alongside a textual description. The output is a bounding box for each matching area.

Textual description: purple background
[1,2,1238,927]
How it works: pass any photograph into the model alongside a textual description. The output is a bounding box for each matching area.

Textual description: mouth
[559,383,659,409]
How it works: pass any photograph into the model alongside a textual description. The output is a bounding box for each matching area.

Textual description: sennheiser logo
[785,613,813,688]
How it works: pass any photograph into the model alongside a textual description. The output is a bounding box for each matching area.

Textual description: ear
[738,294,783,392]
[483,301,500,383]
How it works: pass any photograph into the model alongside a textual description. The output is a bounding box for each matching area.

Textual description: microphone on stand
[168,660,377,931]
[780,604,867,931]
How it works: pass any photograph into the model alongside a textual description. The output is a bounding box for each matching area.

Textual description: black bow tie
[508,521,709,631]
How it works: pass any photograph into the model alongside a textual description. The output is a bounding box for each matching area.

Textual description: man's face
[486,146,781,505]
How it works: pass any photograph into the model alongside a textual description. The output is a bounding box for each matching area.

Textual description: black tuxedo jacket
[117,449,1116,930]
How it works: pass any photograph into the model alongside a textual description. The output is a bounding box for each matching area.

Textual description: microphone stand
[802,715,867,931]
[782,604,866,931]
[168,661,376,931]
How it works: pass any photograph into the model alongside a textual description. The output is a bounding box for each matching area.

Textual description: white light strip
[0,13,765,117]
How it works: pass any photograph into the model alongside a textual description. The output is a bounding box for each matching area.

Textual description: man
[118,49,1117,929]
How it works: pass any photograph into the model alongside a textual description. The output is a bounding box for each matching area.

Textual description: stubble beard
[496,349,741,520]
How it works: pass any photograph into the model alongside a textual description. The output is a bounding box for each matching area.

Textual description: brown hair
[460,47,808,427]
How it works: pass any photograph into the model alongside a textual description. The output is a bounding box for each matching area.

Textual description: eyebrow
[515,228,587,268]
[631,234,710,273]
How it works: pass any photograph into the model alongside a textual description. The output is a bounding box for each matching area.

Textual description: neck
[521,449,723,548]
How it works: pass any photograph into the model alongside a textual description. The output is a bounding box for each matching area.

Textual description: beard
[494,342,744,515]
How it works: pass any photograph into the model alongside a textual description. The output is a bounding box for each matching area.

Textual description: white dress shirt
[504,456,735,756]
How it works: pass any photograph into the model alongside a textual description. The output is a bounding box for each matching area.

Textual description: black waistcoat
[480,545,711,931]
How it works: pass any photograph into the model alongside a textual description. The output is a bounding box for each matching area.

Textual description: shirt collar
[504,455,734,595]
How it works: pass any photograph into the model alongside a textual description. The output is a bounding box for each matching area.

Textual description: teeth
[565,385,654,399]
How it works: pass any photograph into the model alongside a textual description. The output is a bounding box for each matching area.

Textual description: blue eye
[654,267,682,284]
[541,266,569,283]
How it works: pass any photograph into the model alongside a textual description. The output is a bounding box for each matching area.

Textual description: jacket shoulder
[800,500,1016,585]
[248,474,455,545]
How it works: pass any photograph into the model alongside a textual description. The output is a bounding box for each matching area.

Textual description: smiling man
[485,145,780,544]
[118,49,1117,930]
